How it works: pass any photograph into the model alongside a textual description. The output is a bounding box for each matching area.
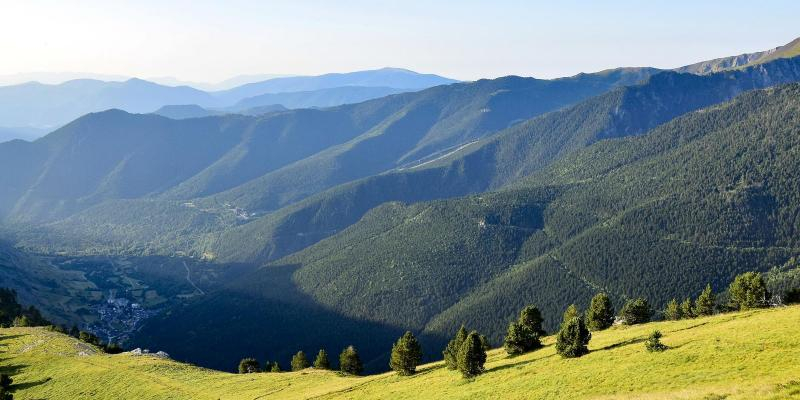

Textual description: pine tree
[694,284,716,316]
[339,345,363,375]
[619,298,652,325]
[313,349,330,370]
[457,331,486,378]
[561,304,580,327]
[238,357,260,373]
[663,298,682,320]
[503,305,543,356]
[555,317,591,358]
[645,330,667,352]
[728,272,769,310]
[503,321,527,356]
[479,334,491,351]
[680,298,695,319]
[586,293,614,331]
[291,350,310,371]
[270,361,282,372]
[518,305,545,336]
[69,324,79,337]
[443,325,468,370]
[389,331,423,375]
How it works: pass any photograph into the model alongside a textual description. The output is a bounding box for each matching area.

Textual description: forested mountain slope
[135,83,800,371]
[196,56,800,264]
[2,68,659,251]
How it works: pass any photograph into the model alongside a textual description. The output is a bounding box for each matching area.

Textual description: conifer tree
[339,345,363,375]
[728,272,769,310]
[503,305,543,355]
[270,361,282,372]
[663,298,682,320]
[680,298,695,319]
[389,331,423,375]
[561,304,580,327]
[586,293,614,330]
[555,317,591,358]
[480,336,492,353]
[645,330,667,352]
[291,350,310,371]
[313,349,330,370]
[443,325,468,370]
[457,331,486,378]
[503,321,527,356]
[518,305,545,336]
[694,284,716,316]
[619,298,652,325]
[238,358,260,373]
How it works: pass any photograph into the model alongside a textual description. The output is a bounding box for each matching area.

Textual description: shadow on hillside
[132,263,450,374]
[487,347,558,373]
[0,362,27,376]
[595,337,646,351]
[669,322,709,332]
[12,377,51,391]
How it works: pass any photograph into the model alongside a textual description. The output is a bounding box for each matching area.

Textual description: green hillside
[3,306,800,399]
[133,81,800,371]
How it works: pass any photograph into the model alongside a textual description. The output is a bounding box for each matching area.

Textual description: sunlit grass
[2,306,799,399]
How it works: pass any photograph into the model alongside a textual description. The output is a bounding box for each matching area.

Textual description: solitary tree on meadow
[457,331,487,378]
[556,317,591,358]
[313,349,330,370]
[291,350,310,371]
[587,293,615,330]
[339,346,363,375]
[390,331,423,375]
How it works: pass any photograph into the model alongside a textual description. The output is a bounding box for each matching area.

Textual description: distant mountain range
[0,68,458,141]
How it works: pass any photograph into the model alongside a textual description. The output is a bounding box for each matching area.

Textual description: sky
[0,0,798,84]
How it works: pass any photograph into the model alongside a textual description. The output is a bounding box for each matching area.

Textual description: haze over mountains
[0,68,457,140]
[1,37,800,375]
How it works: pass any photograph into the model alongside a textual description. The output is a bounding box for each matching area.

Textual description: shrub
[339,346,363,375]
[390,331,423,375]
[457,331,486,378]
[555,317,591,358]
[443,325,468,370]
[619,298,652,325]
[238,358,260,374]
[645,330,667,352]
[729,272,769,310]
[663,298,682,320]
[587,293,615,331]
[313,349,330,370]
[291,351,310,371]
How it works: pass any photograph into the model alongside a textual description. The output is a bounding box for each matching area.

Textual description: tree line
[234,269,794,379]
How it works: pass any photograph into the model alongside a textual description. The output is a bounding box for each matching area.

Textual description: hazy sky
[1,0,798,83]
